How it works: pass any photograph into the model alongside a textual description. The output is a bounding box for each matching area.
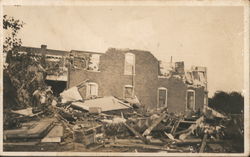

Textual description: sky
[3,5,244,97]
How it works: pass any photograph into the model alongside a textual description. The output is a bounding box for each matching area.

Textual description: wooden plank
[41,125,64,143]
[123,122,150,144]
[142,113,168,136]
[199,133,208,153]
[179,116,204,140]
[164,132,176,141]
[114,138,163,145]
[179,120,196,124]
[174,128,191,135]
[171,118,182,135]
[28,119,55,136]
[4,141,39,146]
[175,139,229,145]
[107,142,185,152]
[107,143,171,151]
[5,118,55,139]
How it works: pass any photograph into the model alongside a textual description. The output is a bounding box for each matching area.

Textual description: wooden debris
[199,133,208,153]
[4,141,39,146]
[114,138,164,146]
[174,128,191,135]
[164,132,176,141]
[41,125,64,143]
[179,116,204,140]
[179,120,196,124]
[142,112,168,136]
[171,118,182,135]
[175,139,228,146]
[4,118,55,140]
[107,143,171,152]
[123,122,150,144]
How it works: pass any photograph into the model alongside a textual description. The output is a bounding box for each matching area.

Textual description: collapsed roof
[159,61,207,89]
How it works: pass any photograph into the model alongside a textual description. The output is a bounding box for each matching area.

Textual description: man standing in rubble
[45,86,53,105]
[32,87,42,107]
[32,86,53,115]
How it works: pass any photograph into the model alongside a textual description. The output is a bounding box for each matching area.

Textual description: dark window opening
[158,88,167,108]
[45,80,67,97]
[187,90,195,110]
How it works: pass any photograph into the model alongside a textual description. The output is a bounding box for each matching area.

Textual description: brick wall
[158,77,187,113]
[68,48,206,112]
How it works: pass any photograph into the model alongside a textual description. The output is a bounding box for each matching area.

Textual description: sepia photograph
[0,0,249,156]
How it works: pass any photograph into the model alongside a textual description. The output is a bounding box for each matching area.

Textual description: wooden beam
[174,128,191,135]
[179,120,196,124]
[199,133,208,153]
[171,118,182,135]
[107,143,173,152]
[142,113,168,136]
[4,142,39,146]
[114,138,164,145]
[123,122,150,144]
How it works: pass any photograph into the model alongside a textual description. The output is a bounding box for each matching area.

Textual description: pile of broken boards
[3,86,243,153]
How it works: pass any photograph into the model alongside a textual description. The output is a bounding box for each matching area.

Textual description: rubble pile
[3,84,244,153]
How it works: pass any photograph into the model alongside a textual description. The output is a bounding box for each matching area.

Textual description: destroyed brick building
[15,45,208,114]
[4,45,243,153]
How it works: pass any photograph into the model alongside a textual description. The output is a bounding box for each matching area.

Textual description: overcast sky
[3,5,244,97]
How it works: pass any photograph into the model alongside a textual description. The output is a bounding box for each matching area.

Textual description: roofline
[107,47,159,62]
[19,45,167,64]
[20,45,69,53]
[70,50,104,55]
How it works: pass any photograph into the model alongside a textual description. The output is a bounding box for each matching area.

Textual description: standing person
[32,87,42,107]
[45,86,53,105]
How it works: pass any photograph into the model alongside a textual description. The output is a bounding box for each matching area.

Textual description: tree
[228,92,244,114]
[208,91,244,114]
[3,15,24,63]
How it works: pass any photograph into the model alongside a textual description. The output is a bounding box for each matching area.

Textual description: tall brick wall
[68,48,206,112]
[68,48,159,108]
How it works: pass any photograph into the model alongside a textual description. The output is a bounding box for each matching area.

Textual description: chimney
[41,45,47,56]
[175,61,185,75]
[41,44,47,49]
